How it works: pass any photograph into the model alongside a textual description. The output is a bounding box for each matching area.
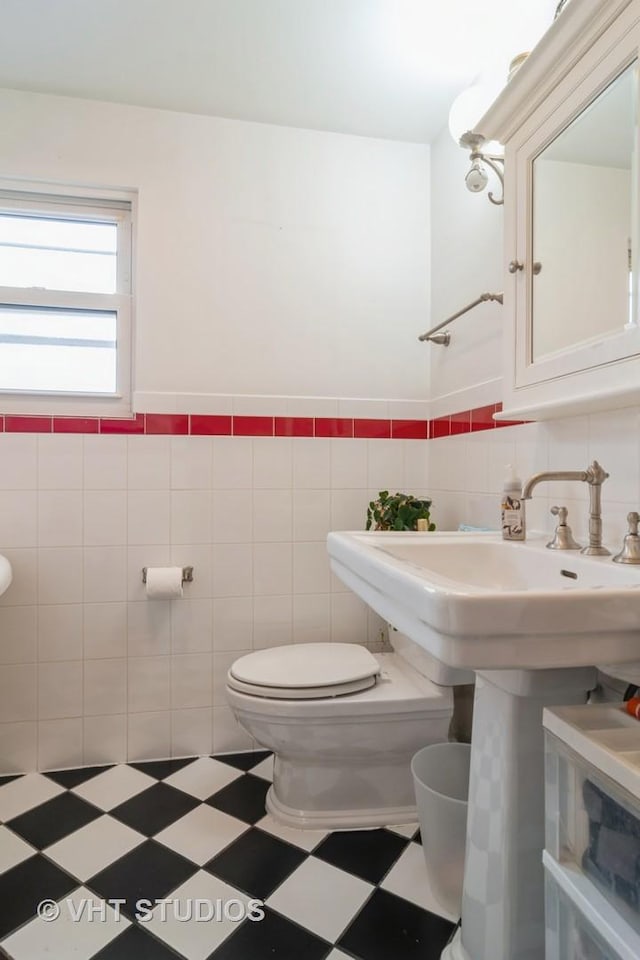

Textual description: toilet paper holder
[141,566,194,585]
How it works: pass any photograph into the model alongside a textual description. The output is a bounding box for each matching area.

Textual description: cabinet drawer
[544,852,640,960]
[545,710,640,934]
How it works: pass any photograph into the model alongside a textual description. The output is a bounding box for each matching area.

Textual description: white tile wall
[0,430,423,773]
[38,605,83,661]
[427,409,640,550]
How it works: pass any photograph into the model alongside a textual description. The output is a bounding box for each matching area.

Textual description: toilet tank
[389,629,475,686]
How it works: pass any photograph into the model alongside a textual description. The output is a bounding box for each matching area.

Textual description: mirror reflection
[531,62,637,361]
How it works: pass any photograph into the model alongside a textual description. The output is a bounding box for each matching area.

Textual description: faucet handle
[550,505,568,525]
[547,505,581,550]
[613,512,640,564]
[586,460,609,485]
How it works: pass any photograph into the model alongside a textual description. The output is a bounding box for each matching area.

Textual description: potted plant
[366,490,436,532]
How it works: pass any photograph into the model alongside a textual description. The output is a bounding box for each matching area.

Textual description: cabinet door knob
[508,259,524,273]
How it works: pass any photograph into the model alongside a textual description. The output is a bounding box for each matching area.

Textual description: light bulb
[465,161,489,193]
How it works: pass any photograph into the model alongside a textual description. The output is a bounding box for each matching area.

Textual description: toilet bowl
[225,640,461,830]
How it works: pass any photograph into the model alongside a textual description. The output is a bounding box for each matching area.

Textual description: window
[0,186,133,413]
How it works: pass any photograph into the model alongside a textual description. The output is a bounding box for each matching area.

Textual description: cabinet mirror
[530,60,637,364]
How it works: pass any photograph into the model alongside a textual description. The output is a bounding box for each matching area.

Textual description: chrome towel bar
[418,292,503,346]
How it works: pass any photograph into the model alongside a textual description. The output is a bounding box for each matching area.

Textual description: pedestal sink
[327,531,640,960]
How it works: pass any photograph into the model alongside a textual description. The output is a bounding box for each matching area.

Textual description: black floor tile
[92,923,185,958]
[414,829,422,845]
[0,774,22,787]
[313,828,408,885]
[0,755,451,960]
[209,907,330,960]
[338,888,455,960]
[215,750,271,772]
[0,854,77,939]
[205,827,307,900]
[110,782,200,836]
[205,774,269,824]
[88,839,197,920]
[44,765,112,789]
[129,758,196,780]
[7,791,101,848]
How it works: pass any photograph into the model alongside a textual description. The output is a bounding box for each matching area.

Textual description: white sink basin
[327,531,640,670]
[0,554,11,596]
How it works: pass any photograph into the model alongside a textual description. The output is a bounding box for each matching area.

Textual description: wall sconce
[449,83,505,205]
[459,132,505,206]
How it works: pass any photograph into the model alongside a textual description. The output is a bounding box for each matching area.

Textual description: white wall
[0,430,430,773]
[427,125,640,558]
[0,87,431,405]
[0,89,434,773]
[429,126,503,411]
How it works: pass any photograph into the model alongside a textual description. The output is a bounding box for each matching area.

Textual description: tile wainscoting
[0,403,520,439]
[0,400,531,775]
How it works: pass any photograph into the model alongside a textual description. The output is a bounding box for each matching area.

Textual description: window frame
[0,181,134,416]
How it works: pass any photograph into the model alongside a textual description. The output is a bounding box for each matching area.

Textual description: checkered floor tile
[0,751,455,959]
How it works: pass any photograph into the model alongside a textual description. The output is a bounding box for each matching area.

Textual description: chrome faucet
[520,460,610,556]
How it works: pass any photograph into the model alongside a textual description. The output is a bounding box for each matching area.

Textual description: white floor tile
[0,774,63,822]
[154,804,248,865]
[71,764,156,810]
[386,821,419,839]
[326,951,353,960]
[44,815,145,881]
[163,757,241,800]
[250,755,274,781]
[0,825,35,874]
[380,841,457,922]
[144,870,250,960]
[266,856,373,942]
[1,886,129,959]
[255,814,327,852]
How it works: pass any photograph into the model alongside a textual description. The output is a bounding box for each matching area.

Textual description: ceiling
[0,0,559,144]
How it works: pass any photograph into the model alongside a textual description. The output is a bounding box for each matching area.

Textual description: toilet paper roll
[145,567,184,600]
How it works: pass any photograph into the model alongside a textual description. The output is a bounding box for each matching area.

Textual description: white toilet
[226,636,472,829]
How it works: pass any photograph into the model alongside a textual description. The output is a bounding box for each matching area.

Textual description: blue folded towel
[457,524,495,532]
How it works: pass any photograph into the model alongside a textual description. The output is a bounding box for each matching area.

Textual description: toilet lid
[227,643,381,699]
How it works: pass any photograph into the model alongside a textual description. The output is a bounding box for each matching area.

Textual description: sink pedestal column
[441,666,596,960]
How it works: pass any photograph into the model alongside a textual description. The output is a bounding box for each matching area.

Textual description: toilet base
[266,783,417,831]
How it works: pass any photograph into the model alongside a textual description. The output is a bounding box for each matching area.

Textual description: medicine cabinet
[476,0,640,420]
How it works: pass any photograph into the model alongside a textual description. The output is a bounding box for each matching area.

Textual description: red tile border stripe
[100,413,145,434]
[314,417,354,438]
[53,417,99,433]
[5,415,52,433]
[391,420,428,440]
[232,416,274,436]
[0,406,526,436]
[354,419,391,439]
[145,414,189,435]
[190,415,232,436]
[430,417,450,439]
[470,404,498,432]
[275,417,313,437]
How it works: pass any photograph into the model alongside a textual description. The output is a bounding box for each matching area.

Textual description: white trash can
[411,742,471,918]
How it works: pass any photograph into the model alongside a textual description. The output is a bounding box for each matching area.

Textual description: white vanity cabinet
[543,704,640,960]
[476,0,640,420]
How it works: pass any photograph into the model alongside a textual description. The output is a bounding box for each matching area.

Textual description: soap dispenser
[501,465,525,541]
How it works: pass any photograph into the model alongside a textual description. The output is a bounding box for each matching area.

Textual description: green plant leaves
[365,491,435,531]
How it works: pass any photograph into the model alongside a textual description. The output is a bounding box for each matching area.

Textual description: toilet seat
[227,642,380,699]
